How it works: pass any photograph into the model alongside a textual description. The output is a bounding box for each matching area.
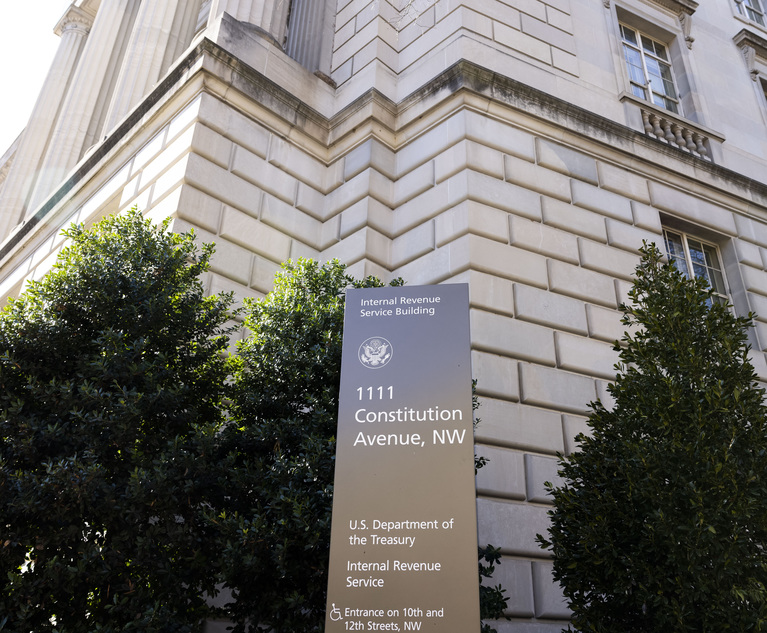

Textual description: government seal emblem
[358,337,392,368]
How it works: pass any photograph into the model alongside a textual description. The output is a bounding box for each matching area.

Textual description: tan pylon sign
[325,283,480,632]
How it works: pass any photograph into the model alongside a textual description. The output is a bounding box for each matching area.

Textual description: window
[736,0,766,26]
[620,24,680,114]
[664,229,728,304]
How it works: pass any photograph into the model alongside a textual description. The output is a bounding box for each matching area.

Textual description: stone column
[0,6,92,240]
[262,0,291,47]
[103,0,202,134]
[207,0,291,45]
[27,0,141,216]
[284,0,330,73]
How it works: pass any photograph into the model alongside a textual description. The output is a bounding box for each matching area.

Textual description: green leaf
[540,242,767,632]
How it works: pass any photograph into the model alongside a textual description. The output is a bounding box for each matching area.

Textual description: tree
[539,243,767,632]
[212,260,507,633]
[479,544,509,633]
[0,210,235,632]
[475,389,510,633]
[0,215,505,632]
[209,259,400,633]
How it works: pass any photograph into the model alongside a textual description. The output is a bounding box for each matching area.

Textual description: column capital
[55,5,96,37]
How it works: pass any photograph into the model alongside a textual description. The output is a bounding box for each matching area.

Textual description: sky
[0,2,71,155]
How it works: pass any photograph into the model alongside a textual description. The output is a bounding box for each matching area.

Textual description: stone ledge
[734,28,767,80]
[5,43,767,268]
[734,27,767,57]
[603,0,697,15]
[619,92,725,159]
[646,0,698,15]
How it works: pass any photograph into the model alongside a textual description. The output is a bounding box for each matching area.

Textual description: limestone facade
[2,0,767,630]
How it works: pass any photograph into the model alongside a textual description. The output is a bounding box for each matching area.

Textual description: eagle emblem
[359,337,393,368]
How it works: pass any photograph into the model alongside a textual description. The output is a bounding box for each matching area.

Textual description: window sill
[619,93,725,161]
[733,13,767,37]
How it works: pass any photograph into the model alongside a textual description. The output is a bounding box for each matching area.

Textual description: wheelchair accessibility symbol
[329,603,343,621]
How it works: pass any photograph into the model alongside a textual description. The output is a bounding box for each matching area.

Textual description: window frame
[736,0,766,26]
[663,228,729,305]
[620,22,682,115]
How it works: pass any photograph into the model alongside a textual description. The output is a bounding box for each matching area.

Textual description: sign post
[325,283,479,632]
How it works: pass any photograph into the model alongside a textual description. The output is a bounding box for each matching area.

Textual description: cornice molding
[604,0,698,14]
[734,28,767,80]
[606,0,697,47]
[3,45,766,266]
[645,0,698,15]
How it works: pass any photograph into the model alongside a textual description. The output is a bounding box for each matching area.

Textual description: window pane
[674,237,726,297]
[711,268,726,294]
[652,93,667,110]
[664,231,690,277]
[687,239,706,266]
[739,0,766,24]
[664,98,679,114]
[624,46,647,85]
[702,243,718,269]
[748,4,765,24]
[620,23,680,115]
[661,79,677,100]
[692,261,710,284]
[646,57,660,78]
[658,64,677,99]
[650,92,677,114]
[702,244,726,294]
[641,35,655,54]
[621,25,638,45]
[646,60,676,98]
[646,60,665,95]
[653,42,669,62]
[664,231,684,258]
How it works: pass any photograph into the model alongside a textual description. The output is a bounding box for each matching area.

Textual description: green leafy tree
[539,243,767,632]
[474,387,510,633]
[0,211,235,632]
[210,259,399,633]
[211,260,507,633]
[479,544,509,633]
[0,217,506,632]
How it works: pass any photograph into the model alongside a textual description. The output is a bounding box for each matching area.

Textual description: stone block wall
[4,43,767,629]
[3,4,767,624]
[331,0,579,103]
[325,0,767,189]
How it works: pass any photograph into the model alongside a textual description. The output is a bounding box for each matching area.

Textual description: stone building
[2,0,767,630]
